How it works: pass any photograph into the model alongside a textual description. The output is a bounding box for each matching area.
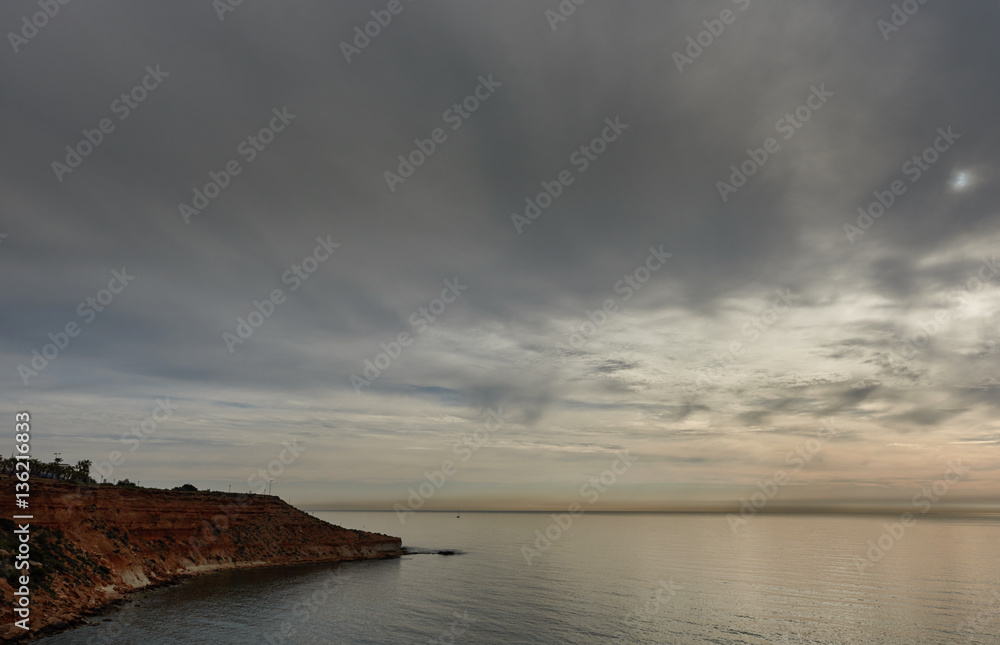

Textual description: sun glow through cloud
[1,0,999,515]
[950,171,973,191]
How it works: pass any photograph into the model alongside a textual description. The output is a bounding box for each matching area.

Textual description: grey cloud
[2,0,999,508]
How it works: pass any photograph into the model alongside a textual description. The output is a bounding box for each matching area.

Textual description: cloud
[1,0,999,508]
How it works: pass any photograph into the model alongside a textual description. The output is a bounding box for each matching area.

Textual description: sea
[37,512,1000,644]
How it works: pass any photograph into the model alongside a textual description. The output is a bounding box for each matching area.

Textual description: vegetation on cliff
[0,458,94,486]
[0,478,402,640]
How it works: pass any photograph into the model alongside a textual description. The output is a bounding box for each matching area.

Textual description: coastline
[1,478,403,641]
[16,557,404,642]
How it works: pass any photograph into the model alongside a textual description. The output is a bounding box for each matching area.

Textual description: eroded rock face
[0,478,402,640]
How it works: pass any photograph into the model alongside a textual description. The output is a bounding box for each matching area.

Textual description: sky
[1,0,998,513]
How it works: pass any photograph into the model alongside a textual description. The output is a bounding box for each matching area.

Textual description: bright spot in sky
[950,171,972,190]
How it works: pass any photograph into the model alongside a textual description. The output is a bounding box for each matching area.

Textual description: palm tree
[75,460,93,482]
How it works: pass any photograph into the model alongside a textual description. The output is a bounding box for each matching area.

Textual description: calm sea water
[38,512,1000,644]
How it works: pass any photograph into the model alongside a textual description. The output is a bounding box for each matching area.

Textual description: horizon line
[305,508,1000,516]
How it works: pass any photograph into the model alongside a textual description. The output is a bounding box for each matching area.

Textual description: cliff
[0,478,402,640]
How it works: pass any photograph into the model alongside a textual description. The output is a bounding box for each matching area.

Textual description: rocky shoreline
[0,478,403,640]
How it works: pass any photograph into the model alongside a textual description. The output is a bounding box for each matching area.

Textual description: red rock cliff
[0,478,401,640]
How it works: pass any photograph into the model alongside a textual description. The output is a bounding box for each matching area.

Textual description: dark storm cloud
[1,0,999,507]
